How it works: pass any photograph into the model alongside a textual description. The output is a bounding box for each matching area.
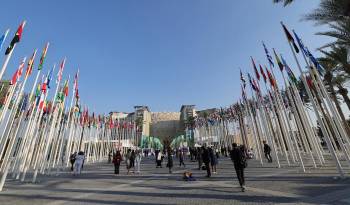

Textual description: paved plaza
[0,156,349,205]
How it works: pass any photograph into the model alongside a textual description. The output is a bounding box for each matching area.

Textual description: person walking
[113,150,122,175]
[197,147,203,170]
[130,150,136,173]
[167,148,174,173]
[69,152,77,171]
[125,149,132,174]
[156,151,163,168]
[263,140,273,163]
[230,143,247,192]
[179,150,186,167]
[135,149,142,174]
[74,151,85,175]
[209,146,218,174]
[202,145,211,177]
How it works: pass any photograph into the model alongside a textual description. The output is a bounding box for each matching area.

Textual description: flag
[5,21,25,55]
[240,70,246,88]
[63,80,69,97]
[280,54,298,85]
[262,42,274,67]
[45,65,55,89]
[251,57,260,80]
[10,58,26,85]
[21,94,28,111]
[259,64,267,83]
[38,42,49,70]
[248,73,258,92]
[266,67,276,88]
[281,22,299,53]
[293,30,325,75]
[273,49,284,71]
[73,69,79,96]
[26,49,37,77]
[0,29,10,52]
[57,58,66,84]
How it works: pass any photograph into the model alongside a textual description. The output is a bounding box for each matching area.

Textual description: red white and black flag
[5,21,25,55]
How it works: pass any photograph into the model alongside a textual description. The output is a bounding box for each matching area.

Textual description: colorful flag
[251,57,260,80]
[25,49,37,77]
[262,42,274,67]
[73,69,79,96]
[293,30,325,75]
[56,58,66,84]
[273,48,284,71]
[0,29,10,52]
[240,70,246,88]
[259,64,267,83]
[281,22,299,53]
[280,54,298,85]
[5,21,25,55]
[63,79,69,97]
[38,42,49,70]
[10,58,26,85]
[266,67,276,88]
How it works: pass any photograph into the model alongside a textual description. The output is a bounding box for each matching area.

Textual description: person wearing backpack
[230,143,247,192]
[263,140,272,163]
[113,150,123,175]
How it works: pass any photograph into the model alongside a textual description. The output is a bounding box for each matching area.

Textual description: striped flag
[5,21,26,55]
[56,58,66,84]
[25,49,37,77]
[10,58,26,85]
[280,54,298,85]
[281,22,299,53]
[262,42,274,67]
[259,64,267,83]
[273,48,284,71]
[38,42,49,70]
[251,57,260,80]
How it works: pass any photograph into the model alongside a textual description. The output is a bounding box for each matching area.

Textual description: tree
[304,0,350,24]
[273,0,294,6]
[319,46,350,76]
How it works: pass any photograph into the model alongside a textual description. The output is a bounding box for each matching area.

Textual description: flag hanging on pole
[240,69,246,88]
[251,57,260,81]
[0,29,10,52]
[25,49,37,77]
[281,22,299,53]
[292,30,325,75]
[56,58,66,84]
[73,69,79,97]
[5,21,26,55]
[262,42,274,67]
[280,54,298,85]
[273,48,284,71]
[38,42,49,70]
[259,64,267,83]
[10,58,26,85]
[266,67,276,88]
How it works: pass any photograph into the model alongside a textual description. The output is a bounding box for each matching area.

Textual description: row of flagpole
[192,22,350,178]
[0,21,142,191]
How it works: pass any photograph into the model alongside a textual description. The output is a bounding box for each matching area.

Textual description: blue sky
[0,0,331,113]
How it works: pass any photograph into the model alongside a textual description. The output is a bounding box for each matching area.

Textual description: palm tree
[319,46,350,76]
[318,57,348,123]
[304,0,350,24]
[273,0,293,6]
[317,20,350,48]
[333,74,350,110]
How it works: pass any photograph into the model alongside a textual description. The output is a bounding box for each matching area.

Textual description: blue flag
[293,30,325,76]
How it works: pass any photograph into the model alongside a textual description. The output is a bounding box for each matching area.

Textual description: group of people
[72,141,273,193]
[69,151,85,175]
[111,149,142,175]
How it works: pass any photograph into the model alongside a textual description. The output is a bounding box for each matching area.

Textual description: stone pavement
[0,156,349,205]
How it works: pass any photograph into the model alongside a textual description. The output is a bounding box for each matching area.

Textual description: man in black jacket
[201,145,211,177]
[263,140,272,163]
[230,143,246,192]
